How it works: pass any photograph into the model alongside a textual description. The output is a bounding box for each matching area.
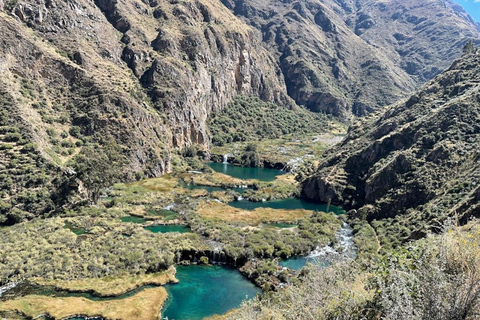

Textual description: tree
[241,144,260,167]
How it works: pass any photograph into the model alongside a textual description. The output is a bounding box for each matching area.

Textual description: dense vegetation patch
[0,217,199,283]
[208,96,333,146]
[0,91,57,225]
[0,170,341,291]
[187,210,340,262]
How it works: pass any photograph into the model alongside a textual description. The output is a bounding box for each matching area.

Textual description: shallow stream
[280,223,357,270]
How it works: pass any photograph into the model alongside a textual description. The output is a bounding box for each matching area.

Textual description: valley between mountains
[0,0,479,319]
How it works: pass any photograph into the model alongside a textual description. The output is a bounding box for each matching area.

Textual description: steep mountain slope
[221,0,480,118]
[302,52,480,232]
[347,0,480,84]
[2,0,291,148]
[0,11,172,223]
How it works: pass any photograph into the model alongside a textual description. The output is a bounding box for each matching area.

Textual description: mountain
[0,0,292,148]
[302,51,480,239]
[221,0,480,118]
[0,0,479,224]
[0,0,292,223]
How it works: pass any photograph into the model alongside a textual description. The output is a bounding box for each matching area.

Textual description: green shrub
[4,132,22,142]
[69,126,82,138]
[181,145,198,158]
[0,144,13,150]
[46,127,57,138]
[208,96,332,146]
[21,143,36,154]
[61,140,74,148]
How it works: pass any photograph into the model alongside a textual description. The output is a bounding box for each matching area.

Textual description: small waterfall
[208,250,227,265]
[205,241,229,265]
[335,223,357,259]
[211,251,216,263]
[307,245,337,259]
[223,154,229,164]
[0,282,18,297]
[223,153,235,164]
[308,223,357,261]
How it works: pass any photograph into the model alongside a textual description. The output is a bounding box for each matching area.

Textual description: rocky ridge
[302,51,480,233]
[221,0,480,118]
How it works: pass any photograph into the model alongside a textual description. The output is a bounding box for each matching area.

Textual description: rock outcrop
[302,52,480,227]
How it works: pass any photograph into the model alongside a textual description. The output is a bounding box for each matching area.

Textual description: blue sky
[452,0,480,22]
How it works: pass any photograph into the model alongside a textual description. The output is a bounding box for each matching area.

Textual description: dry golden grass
[197,201,311,224]
[0,286,167,320]
[129,174,179,192]
[211,191,234,202]
[32,266,177,297]
[192,172,255,186]
[443,222,480,275]
[190,189,210,198]
[120,205,148,216]
[274,173,297,184]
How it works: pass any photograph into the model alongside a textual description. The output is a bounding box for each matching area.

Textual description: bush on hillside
[231,222,480,319]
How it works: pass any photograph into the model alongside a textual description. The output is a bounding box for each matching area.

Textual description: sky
[452,0,480,22]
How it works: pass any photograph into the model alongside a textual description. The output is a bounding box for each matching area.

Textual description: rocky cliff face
[221,0,480,119]
[302,52,480,228]
[114,0,292,147]
[3,0,291,149]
